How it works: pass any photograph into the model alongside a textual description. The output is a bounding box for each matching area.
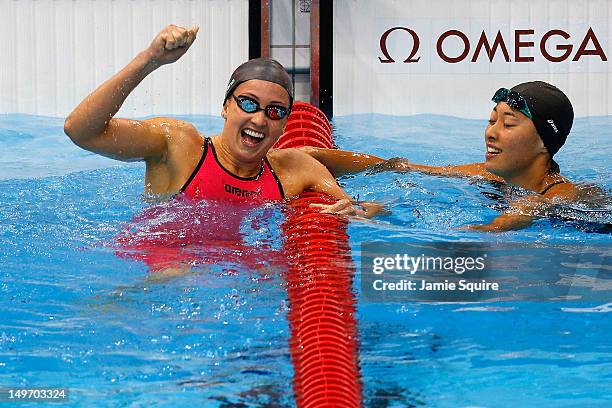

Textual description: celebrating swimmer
[305,81,599,231]
[64,24,380,217]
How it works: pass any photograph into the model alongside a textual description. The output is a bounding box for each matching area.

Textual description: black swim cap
[510,81,574,157]
[224,58,293,107]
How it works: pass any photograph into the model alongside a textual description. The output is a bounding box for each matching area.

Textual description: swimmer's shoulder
[541,175,578,201]
[268,147,322,174]
[545,178,611,206]
[143,117,204,163]
[143,118,206,194]
[267,148,331,196]
[573,183,612,207]
[143,117,202,141]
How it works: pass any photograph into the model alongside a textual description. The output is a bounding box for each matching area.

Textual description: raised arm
[64,24,199,162]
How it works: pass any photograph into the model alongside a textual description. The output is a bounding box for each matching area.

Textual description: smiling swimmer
[302,81,598,231]
[64,24,383,218]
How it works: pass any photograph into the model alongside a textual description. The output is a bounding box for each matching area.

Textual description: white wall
[334,0,612,118]
[0,0,248,118]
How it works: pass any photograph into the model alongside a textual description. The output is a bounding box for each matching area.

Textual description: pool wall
[0,0,249,117]
[5,0,609,120]
[333,0,612,118]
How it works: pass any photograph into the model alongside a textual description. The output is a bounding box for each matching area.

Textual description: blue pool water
[1,113,611,406]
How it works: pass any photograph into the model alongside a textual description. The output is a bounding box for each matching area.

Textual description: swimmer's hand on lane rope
[310,199,388,218]
[145,24,199,67]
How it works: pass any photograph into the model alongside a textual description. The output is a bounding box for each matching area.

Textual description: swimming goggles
[232,95,290,120]
[492,88,533,120]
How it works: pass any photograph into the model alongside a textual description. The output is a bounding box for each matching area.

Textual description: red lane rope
[275,102,334,149]
[281,105,362,408]
[117,103,362,406]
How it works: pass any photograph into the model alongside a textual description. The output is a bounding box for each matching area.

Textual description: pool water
[1,113,611,407]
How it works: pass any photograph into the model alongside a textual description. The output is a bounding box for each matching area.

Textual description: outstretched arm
[306,159,386,218]
[382,158,502,181]
[64,24,199,162]
[300,147,386,177]
[276,150,386,218]
[302,147,501,182]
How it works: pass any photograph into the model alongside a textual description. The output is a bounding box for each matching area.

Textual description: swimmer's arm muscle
[279,150,385,218]
[302,148,502,182]
[306,159,386,218]
[385,159,502,181]
[64,25,198,161]
[466,213,535,232]
[301,147,386,177]
[300,147,502,181]
[64,51,166,160]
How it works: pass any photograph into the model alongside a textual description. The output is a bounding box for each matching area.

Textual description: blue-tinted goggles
[232,95,290,120]
[492,88,533,120]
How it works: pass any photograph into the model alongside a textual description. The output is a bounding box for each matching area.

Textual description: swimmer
[304,81,593,231]
[64,24,381,217]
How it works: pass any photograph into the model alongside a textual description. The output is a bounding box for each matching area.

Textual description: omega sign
[379,27,608,63]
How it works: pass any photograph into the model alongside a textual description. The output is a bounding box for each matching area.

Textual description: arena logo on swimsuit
[224,184,260,198]
[378,27,608,64]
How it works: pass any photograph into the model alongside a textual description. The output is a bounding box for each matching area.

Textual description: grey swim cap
[223,58,294,106]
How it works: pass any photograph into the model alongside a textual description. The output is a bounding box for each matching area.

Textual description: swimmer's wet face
[484,102,548,179]
[221,79,290,163]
